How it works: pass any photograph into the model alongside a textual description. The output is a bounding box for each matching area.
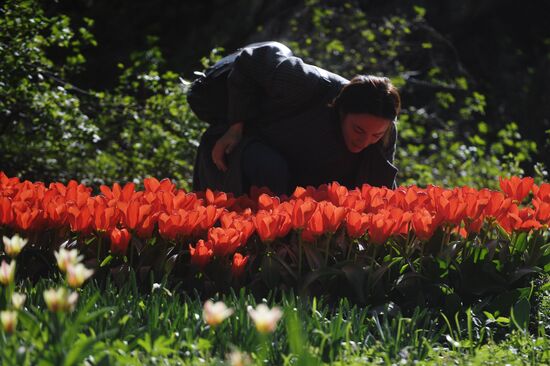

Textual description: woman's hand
[212,122,244,172]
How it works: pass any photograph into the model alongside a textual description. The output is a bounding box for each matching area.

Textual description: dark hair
[330,75,401,147]
[330,75,401,119]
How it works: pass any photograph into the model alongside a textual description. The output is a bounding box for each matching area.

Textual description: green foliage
[0,0,206,190]
[1,277,549,364]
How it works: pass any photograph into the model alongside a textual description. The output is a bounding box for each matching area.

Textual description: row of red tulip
[1,172,549,273]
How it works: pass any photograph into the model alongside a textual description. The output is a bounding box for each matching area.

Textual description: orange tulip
[291,199,317,230]
[533,183,550,203]
[257,193,280,211]
[231,253,249,278]
[301,208,324,242]
[143,177,175,193]
[412,208,440,241]
[204,189,236,208]
[93,200,119,232]
[499,176,534,203]
[345,210,370,239]
[197,205,224,234]
[66,205,92,234]
[533,198,550,225]
[320,201,347,233]
[189,240,213,268]
[220,213,255,244]
[327,181,349,206]
[110,227,131,255]
[367,210,396,244]
[254,210,291,243]
[208,227,244,257]
[0,197,13,226]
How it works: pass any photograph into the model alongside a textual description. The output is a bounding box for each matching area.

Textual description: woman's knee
[242,142,289,193]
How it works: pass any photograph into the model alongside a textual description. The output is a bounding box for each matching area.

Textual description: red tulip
[254,210,291,243]
[189,240,213,268]
[144,177,175,193]
[110,228,131,255]
[367,210,396,245]
[0,197,13,226]
[533,198,550,225]
[231,253,249,278]
[345,210,370,239]
[320,201,347,233]
[67,205,92,234]
[208,227,244,257]
[220,213,255,244]
[291,199,317,230]
[327,181,349,206]
[205,189,236,208]
[533,183,550,203]
[499,176,534,203]
[93,200,119,232]
[301,208,324,242]
[257,193,280,211]
[412,208,440,241]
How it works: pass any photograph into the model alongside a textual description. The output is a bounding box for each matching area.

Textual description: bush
[0,0,206,190]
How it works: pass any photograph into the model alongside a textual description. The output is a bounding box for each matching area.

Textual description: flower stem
[324,233,333,266]
[298,230,303,282]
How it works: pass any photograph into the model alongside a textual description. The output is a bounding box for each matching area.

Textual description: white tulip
[202,300,234,327]
[2,234,28,258]
[247,304,283,334]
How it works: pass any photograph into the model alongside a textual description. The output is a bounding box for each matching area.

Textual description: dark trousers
[242,141,290,196]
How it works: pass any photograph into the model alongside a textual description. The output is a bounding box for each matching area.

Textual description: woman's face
[341,113,392,153]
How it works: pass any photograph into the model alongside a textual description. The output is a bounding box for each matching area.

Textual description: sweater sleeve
[226,42,337,125]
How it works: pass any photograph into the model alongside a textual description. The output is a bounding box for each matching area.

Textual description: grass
[1,273,549,365]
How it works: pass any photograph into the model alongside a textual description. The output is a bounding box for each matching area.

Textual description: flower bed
[0,172,548,314]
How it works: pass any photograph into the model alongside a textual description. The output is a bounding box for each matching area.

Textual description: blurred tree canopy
[1,0,548,190]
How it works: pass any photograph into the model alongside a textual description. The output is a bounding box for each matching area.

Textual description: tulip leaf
[302,245,324,271]
[261,254,282,288]
[511,298,530,331]
[272,252,298,281]
[164,254,179,275]
[100,254,113,267]
[513,232,528,254]
[341,264,367,303]
[300,267,342,294]
[485,288,531,314]
[508,266,541,284]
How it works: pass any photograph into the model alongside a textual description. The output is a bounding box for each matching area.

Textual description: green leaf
[100,254,113,267]
[300,267,342,293]
[511,298,530,331]
[508,267,541,284]
[513,232,528,254]
[63,334,97,366]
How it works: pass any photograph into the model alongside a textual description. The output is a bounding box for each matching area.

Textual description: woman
[191,41,400,196]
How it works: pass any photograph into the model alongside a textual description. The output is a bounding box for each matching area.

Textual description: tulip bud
[2,234,28,258]
[1,310,17,334]
[0,260,15,286]
[11,292,26,310]
[231,253,249,278]
[43,287,79,313]
[109,228,131,255]
[66,263,94,288]
[203,300,234,327]
[247,304,283,334]
[54,248,83,273]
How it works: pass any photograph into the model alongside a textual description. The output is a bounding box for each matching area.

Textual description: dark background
[44,0,550,159]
